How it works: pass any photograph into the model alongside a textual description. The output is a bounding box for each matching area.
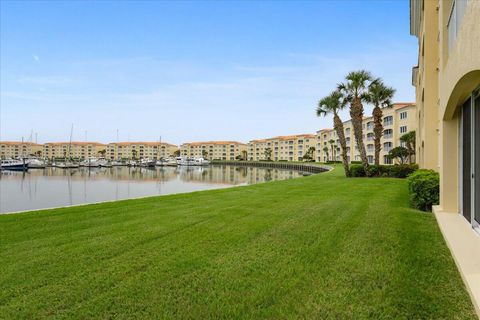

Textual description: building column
[439,117,459,213]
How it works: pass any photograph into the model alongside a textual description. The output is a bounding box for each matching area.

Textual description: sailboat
[58,124,79,169]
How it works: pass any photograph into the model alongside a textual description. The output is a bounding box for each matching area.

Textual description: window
[384,116,393,126]
[384,129,393,139]
[367,144,374,153]
[384,142,392,152]
[400,111,408,120]
[448,0,469,53]
[400,126,408,134]
[366,122,373,130]
[367,155,374,164]
[383,155,393,165]
[367,133,374,141]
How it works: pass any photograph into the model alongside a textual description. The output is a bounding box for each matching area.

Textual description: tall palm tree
[364,79,396,165]
[328,139,335,162]
[338,70,373,174]
[322,146,329,163]
[317,91,350,176]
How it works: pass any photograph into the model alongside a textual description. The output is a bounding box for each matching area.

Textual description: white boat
[156,158,177,166]
[176,157,197,166]
[98,158,112,168]
[193,158,210,166]
[139,158,156,167]
[111,160,123,166]
[80,158,100,167]
[26,158,46,169]
[56,161,80,169]
[1,159,28,171]
[127,160,137,167]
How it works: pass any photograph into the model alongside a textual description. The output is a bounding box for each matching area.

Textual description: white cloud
[32,54,40,61]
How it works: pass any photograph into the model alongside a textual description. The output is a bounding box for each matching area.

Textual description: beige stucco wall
[437,0,480,213]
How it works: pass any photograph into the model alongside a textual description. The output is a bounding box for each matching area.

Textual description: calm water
[0,165,310,213]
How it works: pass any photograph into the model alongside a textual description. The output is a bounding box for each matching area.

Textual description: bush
[350,164,418,178]
[407,169,439,211]
[350,161,362,165]
[385,164,419,178]
[349,164,365,177]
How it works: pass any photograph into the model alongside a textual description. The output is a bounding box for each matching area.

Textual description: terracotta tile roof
[182,141,246,146]
[44,142,107,146]
[109,142,178,147]
[393,102,415,110]
[0,141,42,146]
[249,133,315,143]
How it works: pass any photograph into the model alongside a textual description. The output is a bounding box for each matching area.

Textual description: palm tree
[241,150,248,161]
[264,147,272,161]
[364,79,396,165]
[322,146,329,163]
[400,131,416,164]
[328,139,335,162]
[202,150,208,159]
[317,91,350,176]
[338,70,373,174]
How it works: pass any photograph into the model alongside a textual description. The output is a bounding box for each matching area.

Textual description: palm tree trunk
[350,97,369,173]
[372,105,383,166]
[334,114,350,177]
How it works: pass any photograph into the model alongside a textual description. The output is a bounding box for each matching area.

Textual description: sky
[0,0,418,145]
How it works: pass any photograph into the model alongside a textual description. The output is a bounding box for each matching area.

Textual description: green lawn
[0,167,476,319]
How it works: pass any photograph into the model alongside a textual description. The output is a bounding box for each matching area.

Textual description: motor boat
[176,157,197,166]
[26,158,46,169]
[80,158,100,167]
[193,158,210,166]
[1,159,28,171]
[98,158,112,168]
[110,160,123,166]
[56,161,80,169]
[139,158,156,167]
[156,158,178,166]
[127,160,137,167]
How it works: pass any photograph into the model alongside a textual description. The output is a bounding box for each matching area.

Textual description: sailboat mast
[68,124,73,160]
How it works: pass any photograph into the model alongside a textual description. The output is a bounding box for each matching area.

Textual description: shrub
[349,164,365,177]
[366,164,385,177]
[407,169,439,211]
[386,164,418,178]
[350,161,362,165]
[350,164,418,178]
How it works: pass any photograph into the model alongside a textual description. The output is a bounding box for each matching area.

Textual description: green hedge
[407,169,440,211]
[349,164,419,178]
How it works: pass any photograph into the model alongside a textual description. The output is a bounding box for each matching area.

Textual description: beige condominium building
[0,141,43,159]
[411,0,479,227]
[180,141,247,161]
[315,103,416,164]
[42,142,107,159]
[106,142,178,160]
[411,0,480,312]
[247,134,316,161]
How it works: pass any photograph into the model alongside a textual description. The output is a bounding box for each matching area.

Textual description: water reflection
[0,165,309,213]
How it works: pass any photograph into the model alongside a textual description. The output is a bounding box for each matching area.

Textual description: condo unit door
[461,90,480,230]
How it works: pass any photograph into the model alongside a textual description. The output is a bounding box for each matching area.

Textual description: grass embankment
[0,167,476,319]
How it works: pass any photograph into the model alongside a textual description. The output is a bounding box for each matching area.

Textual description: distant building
[0,141,43,159]
[315,103,416,164]
[42,142,107,159]
[106,142,178,160]
[180,141,247,161]
[247,134,316,161]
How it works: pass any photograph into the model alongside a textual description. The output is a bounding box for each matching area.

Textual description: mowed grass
[0,167,476,319]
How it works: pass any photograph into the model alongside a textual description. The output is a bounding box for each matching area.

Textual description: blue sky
[0,0,417,145]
